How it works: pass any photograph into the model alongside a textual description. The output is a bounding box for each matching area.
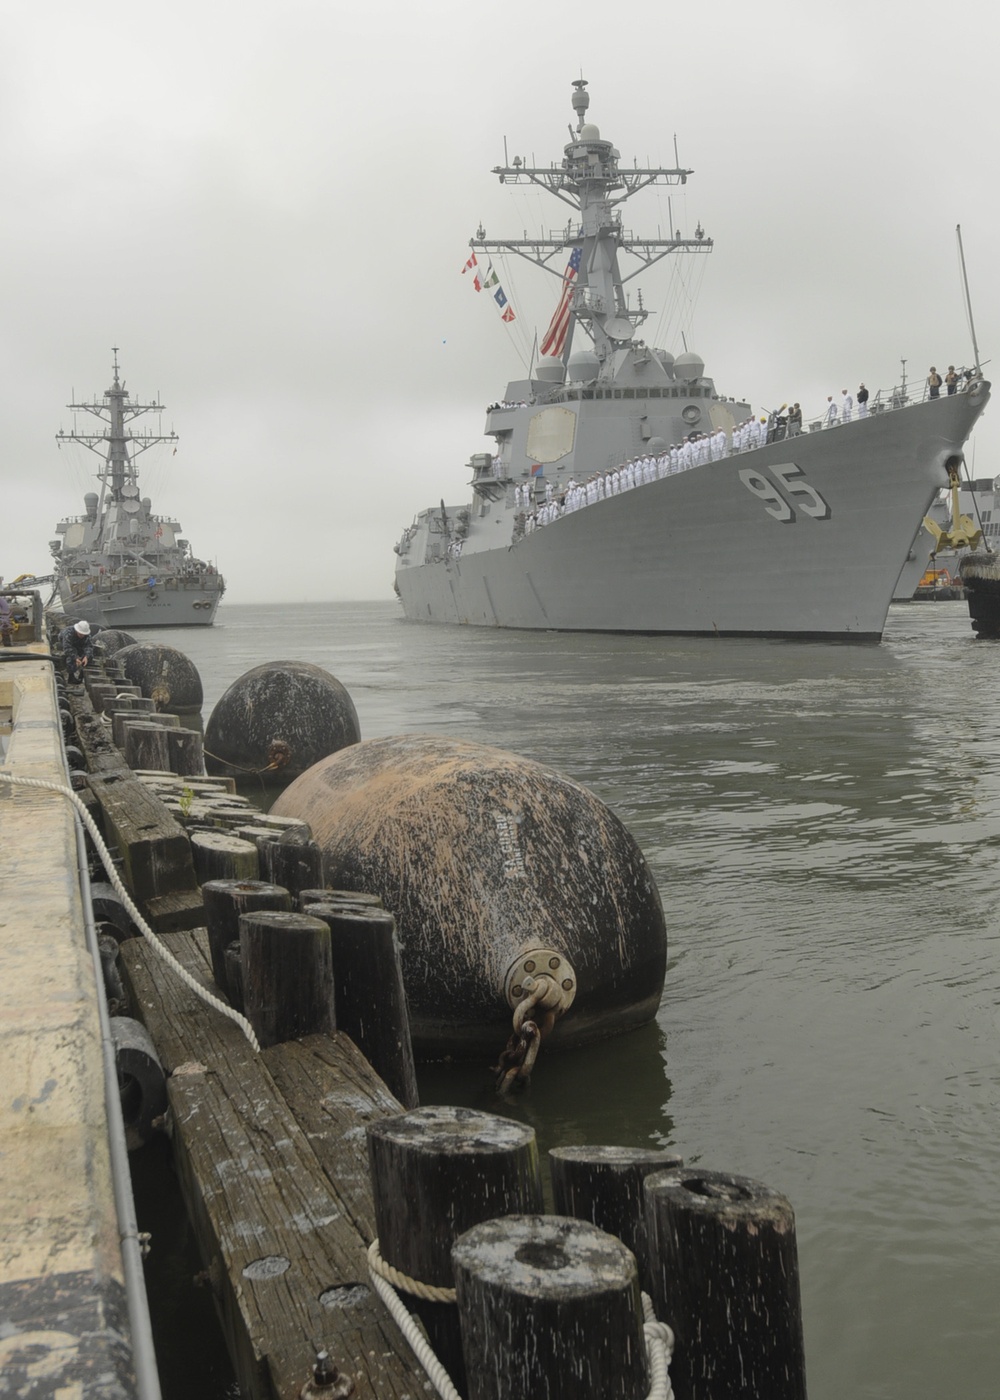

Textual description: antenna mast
[956,224,981,371]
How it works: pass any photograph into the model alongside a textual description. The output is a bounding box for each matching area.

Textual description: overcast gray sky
[3,0,997,603]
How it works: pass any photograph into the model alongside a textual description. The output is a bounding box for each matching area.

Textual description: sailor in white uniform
[841,389,853,423]
[825,397,838,427]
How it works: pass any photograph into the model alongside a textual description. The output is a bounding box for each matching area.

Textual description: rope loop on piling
[366,1239,457,1303]
[365,1241,676,1400]
[642,1291,676,1400]
[366,1241,463,1400]
[0,771,261,1052]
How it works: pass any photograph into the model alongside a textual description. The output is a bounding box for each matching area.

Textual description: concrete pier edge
[0,652,138,1396]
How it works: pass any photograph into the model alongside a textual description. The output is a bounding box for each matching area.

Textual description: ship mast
[472,80,712,366]
[956,225,981,373]
[56,347,178,510]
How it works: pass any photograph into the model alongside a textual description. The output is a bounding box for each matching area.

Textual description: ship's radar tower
[56,347,178,509]
[571,78,590,131]
[472,80,712,367]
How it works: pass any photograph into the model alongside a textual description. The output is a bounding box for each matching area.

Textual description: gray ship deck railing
[503,366,981,423]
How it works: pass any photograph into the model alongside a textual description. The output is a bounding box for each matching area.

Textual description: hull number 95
[738,463,832,523]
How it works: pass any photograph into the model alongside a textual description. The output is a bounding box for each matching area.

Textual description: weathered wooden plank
[263,1036,403,1244]
[71,704,130,774]
[88,770,199,907]
[118,932,427,1400]
[135,772,237,795]
[143,888,207,934]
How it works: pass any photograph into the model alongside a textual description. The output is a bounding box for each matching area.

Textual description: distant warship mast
[471,79,713,368]
[56,347,178,514]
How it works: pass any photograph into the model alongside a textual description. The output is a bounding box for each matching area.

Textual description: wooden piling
[367,1106,544,1391]
[191,830,259,884]
[644,1168,807,1400]
[123,721,171,773]
[240,910,336,1049]
[307,903,418,1109]
[88,681,118,714]
[549,1144,682,1294]
[233,824,282,855]
[167,726,204,776]
[224,944,244,1011]
[261,828,324,898]
[201,878,293,995]
[111,707,140,748]
[452,1214,649,1400]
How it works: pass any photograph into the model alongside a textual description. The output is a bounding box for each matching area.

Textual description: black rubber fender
[110,1016,168,1150]
[90,883,139,941]
[98,933,126,1013]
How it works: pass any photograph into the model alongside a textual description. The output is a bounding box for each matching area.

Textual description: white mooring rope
[366,1238,675,1400]
[0,770,260,1051]
[642,1291,676,1400]
[367,1238,458,1302]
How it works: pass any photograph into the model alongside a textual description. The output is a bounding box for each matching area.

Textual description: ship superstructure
[51,352,224,627]
[395,82,989,639]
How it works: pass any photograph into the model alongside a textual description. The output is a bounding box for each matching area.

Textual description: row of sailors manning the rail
[494,391,875,493]
[503,394,861,537]
[506,384,894,502]
[509,409,800,518]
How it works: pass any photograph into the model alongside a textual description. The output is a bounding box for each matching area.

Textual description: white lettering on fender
[493,812,527,879]
[738,463,832,523]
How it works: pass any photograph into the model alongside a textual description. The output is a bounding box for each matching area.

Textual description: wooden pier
[3,639,432,1398]
[120,924,428,1400]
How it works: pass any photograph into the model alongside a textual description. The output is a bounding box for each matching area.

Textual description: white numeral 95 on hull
[738,463,832,522]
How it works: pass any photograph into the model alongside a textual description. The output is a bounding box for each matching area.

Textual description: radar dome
[579,123,601,141]
[534,357,566,384]
[674,352,705,383]
[567,350,600,383]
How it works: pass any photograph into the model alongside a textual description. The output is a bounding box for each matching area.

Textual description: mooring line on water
[0,770,261,1052]
[197,744,280,775]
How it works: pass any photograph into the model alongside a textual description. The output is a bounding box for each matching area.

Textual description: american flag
[540,247,582,358]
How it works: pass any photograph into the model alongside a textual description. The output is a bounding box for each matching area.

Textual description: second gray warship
[50,353,225,627]
[395,81,990,639]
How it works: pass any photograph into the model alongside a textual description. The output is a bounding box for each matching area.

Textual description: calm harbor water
[137,599,1000,1399]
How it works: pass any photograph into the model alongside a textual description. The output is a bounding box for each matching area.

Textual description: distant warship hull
[397,393,989,639]
[56,577,223,628]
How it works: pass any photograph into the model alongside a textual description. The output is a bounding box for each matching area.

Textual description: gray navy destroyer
[50,352,224,627]
[395,81,991,639]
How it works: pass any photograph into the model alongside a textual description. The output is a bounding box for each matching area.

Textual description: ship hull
[397,393,988,640]
[56,578,223,628]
